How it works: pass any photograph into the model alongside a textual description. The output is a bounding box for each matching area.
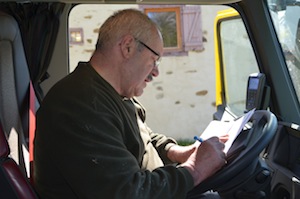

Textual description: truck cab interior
[0,0,300,198]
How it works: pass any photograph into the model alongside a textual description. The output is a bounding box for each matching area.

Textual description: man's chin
[135,90,144,97]
[134,82,147,97]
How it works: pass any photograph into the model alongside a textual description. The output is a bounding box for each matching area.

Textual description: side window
[68,4,137,72]
[69,5,204,71]
[216,12,259,116]
[267,0,300,105]
[69,4,229,141]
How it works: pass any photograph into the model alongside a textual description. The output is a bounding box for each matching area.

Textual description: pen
[194,136,203,143]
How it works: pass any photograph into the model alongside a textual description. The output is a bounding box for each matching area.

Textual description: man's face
[122,36,163,98]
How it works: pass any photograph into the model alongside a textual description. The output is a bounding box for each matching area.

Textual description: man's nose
[151,66,159,77]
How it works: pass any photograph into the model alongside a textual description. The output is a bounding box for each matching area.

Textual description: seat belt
[29,81,36,183]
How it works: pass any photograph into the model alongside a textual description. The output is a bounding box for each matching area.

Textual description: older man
[34,8,226,199]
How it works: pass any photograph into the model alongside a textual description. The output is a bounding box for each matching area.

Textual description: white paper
[199,109,255,153]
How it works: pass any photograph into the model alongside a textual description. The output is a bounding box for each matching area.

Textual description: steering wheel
[187,110,278,198]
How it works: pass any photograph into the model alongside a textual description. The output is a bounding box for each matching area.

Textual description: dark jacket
[33,62,193,199]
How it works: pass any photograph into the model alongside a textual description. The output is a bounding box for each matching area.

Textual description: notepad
[200,108,255,153]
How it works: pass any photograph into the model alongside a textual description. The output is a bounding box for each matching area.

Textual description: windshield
[267,0,300,102]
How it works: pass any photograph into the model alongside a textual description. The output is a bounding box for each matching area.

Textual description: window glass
[69,4,228,141]
[266,0,300,104]
[219,17,259,116]
[69,4,137,72]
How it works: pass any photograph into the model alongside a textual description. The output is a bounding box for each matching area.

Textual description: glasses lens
[155,57,161,67]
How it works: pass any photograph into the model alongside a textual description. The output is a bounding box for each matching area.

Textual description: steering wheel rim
[187,110,278,196]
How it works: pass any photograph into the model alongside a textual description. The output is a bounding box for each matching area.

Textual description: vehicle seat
[0,122,38,199]
[0,11,39,178]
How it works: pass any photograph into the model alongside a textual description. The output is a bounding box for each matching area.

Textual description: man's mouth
[145,74,153,82]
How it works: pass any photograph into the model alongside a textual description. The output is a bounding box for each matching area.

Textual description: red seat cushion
[1,159,38,199]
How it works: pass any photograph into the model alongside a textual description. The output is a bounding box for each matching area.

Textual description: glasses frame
[135,39,161,67]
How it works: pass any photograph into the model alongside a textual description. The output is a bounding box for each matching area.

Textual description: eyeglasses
[135,39,161,67]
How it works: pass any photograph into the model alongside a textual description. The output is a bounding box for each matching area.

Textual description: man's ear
[120,35,135,59]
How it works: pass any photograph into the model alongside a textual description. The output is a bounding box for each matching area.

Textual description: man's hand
[180,137,226,186]
[219,134,229,143]
[167,144,197,163]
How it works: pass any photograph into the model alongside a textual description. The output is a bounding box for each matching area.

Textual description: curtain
[0,2,65,101]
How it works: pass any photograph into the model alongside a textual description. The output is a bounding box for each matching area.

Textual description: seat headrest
[0,12,19,41]
[0,123,9,158]
[0,11,31,109]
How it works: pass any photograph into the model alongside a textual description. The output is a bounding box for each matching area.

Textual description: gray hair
[95,8,159,51]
